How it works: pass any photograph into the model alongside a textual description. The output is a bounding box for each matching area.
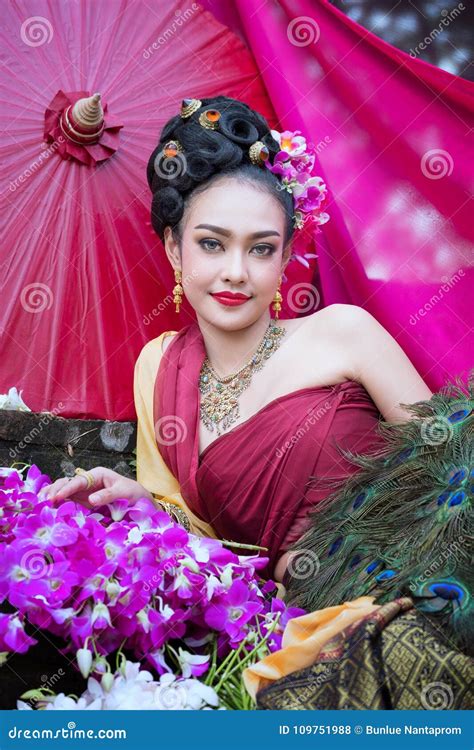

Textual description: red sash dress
[154,321,384,577]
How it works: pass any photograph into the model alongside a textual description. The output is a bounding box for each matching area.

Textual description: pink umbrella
[1,0,296,420]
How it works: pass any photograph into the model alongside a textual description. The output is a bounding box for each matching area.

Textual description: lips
[210,292,251,307]
[211,292,251,300]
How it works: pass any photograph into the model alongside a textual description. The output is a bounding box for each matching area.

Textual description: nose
[221,247,249,284]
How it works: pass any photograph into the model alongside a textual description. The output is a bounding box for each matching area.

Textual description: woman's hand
[39,466,154,508]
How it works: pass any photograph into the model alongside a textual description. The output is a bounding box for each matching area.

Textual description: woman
[41,95,432,583]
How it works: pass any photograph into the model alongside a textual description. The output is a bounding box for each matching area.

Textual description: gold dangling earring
[173,269,183,313]
[272,275,283,319]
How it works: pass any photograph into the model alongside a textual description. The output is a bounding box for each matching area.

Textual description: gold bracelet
[152,495,191,533]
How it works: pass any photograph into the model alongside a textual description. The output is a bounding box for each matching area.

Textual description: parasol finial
[58,92,106,146]
[71,93,104,131]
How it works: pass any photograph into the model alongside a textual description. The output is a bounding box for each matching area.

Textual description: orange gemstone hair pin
[162,140,183,158]
[198,109,221,130]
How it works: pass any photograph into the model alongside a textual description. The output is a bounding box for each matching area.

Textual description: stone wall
[0,410,137,480]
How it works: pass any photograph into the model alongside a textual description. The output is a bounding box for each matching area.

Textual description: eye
[198,239,276,256]
[252,244,275,257]
[199,239,222,252]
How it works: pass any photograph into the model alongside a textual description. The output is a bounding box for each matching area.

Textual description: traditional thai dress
[134,326,472,708]
[134,321,384,578]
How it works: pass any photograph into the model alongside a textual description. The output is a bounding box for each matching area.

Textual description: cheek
[181,257,213,295]
[252,265,280,293]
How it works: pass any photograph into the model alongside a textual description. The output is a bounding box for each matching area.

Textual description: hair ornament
[180,98,202,118]
[249,140,270,166]
[198,109,221,130]
[265,128,330,230]
[162,140,183,158]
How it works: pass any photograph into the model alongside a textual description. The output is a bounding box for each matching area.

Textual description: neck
[196,312,276,378]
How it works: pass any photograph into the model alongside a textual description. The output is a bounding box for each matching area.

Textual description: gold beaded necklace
[199,320,286,436]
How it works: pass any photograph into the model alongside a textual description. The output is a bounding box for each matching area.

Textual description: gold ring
[74,467,95,490]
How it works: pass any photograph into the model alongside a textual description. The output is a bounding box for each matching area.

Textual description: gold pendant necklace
[199,320,286,436]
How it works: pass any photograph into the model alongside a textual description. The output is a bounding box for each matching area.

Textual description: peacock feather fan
[285,370,473,655]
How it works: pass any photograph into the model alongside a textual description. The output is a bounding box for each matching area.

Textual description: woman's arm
[334,304,433,423]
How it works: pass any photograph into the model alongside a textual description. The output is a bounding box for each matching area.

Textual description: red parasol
[1,0,304,420]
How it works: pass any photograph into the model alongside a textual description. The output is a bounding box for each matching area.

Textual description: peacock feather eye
[366,559,383,574]
[429,582,464,600]
[375,569,396,582]
[388,446,414,466]
[447,408,472,423]
[328,536,343,556]
[448,490,466,507]
[447,467,468,486]
[349,554,362,569]
[352,491,367,510]
[437,490,451,506]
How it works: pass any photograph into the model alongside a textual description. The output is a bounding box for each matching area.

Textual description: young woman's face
[173,178,289,329]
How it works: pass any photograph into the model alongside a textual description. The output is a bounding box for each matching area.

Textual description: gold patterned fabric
[256,598,473,710]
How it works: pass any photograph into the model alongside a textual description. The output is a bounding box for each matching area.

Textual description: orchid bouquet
[0,464,304,710]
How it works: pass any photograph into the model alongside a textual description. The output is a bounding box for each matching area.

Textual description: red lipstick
[210,291,251,307]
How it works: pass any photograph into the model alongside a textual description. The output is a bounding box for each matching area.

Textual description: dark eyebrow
[194,223,280,239]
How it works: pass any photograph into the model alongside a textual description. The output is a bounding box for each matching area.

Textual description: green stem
[9,462,31,472]
[213,613,281,698]
[204,638,218,685]
[164,643,181,672]
[115,640,127,673]
[212,638,247,680]
[218,539,268,552]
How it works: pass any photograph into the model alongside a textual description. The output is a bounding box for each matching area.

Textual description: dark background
[330,0,473,80]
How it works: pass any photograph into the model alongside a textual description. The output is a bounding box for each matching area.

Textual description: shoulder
[307,305,432,421]
[306,303,370,339]
[135,331,178,375]
[304,304,380,381]
[161,331,178,354]
[318,303,369,326]
[307,303,390,360]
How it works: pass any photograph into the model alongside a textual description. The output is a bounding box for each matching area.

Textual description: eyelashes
[198,238,276,256]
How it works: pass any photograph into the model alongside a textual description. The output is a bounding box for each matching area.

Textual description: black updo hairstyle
[146,95,295,249]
